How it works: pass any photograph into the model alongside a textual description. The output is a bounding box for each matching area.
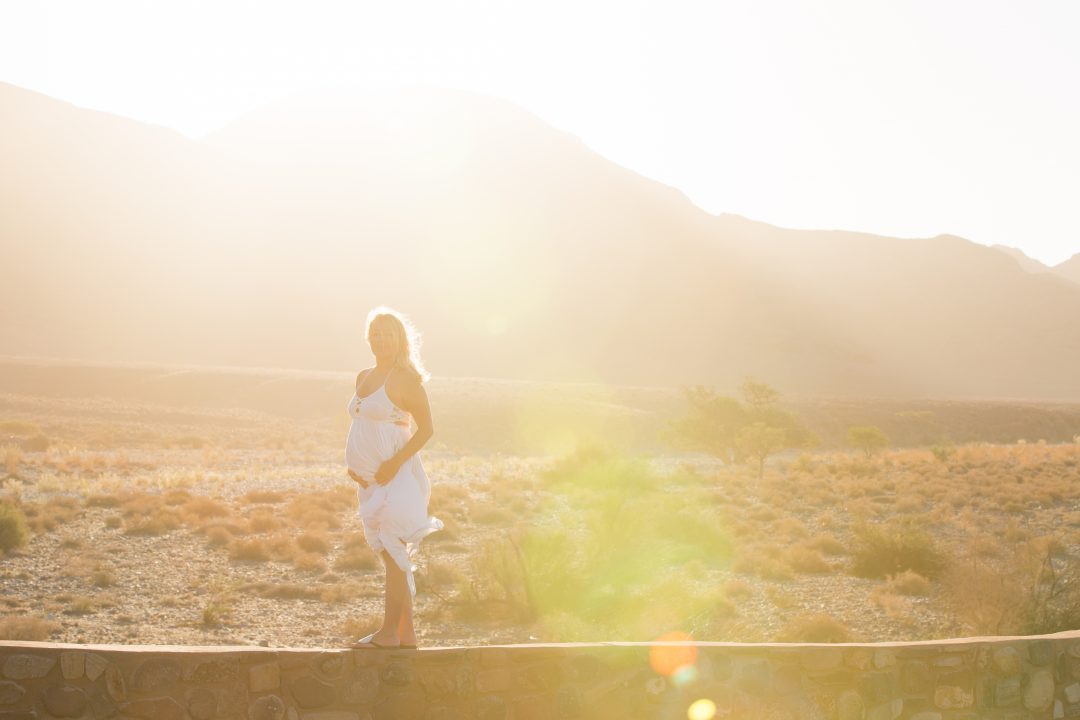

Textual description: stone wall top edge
[2,629,1079,653]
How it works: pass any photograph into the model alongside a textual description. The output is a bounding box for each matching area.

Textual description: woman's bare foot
[348,630,400,649]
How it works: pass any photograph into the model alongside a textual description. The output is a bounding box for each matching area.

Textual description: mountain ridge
[3,81,1080,399]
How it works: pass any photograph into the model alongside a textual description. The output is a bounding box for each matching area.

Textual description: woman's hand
[374,457,403,486]
[347,469,369,489]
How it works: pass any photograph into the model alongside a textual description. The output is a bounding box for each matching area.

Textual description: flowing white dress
[344,373,442,597]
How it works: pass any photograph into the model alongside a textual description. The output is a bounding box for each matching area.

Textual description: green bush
[0,501,29,554]
[930,443,956,463]
[464,447,733,639]
[851,519,944,579]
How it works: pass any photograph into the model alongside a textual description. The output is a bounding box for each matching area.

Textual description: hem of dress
[370,517,444,597]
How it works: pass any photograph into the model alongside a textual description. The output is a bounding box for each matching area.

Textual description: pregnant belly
[345,420,406,476]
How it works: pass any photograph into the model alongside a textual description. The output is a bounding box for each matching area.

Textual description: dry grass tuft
[884,570,932,596]
[123,510,181,536]
[243,489,287,504]
[246,509,281,534]
[293,552,328,574]
[0,615,57,640]
[0,501,30,554]
[182,496,230,522]
[240,582,322,600]
[229,539,271,562]
[775,613,856,643]
[205,526,233,548]
[297,531,331,555]
[785,547,832,575]
[334,546,379,572]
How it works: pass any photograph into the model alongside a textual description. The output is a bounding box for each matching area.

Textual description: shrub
[265,533,297,561]
[775,614,855,643]
[163,490,193,506]
[723,579,754,600]
[4,444,23,476]
[66,596,96,615]
[242,490,287,504]
[0,501,30,553]
[229,539,271,562]
[247,510,281,534]
[786,547,832,575]
[321,583,368,604]
[945,536,1080,636]
[205,526,232,547]
[293,552,327,573]
[851,520,945,579]
[334,548,379,572]
[86,494,122,508]
[202,602,229,628]
[92,569,117,588]
[241,582,322,600]
[297,531,331,555]
[848,426,889,458]
[182,496,230,521]
[806,533,846,556]
[885,570,931,596]
[124,510,181,536]
[0,615,56,640]
[931,443,956,463]
[34,496,80,533]
[757,559,794,582]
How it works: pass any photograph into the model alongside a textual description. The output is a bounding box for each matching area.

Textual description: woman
[344,306,442,649]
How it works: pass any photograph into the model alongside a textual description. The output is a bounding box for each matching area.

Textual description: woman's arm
[374,376,435,485]
[347,369,373,489]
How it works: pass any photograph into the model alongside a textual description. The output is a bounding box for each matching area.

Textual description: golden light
[649,630,697,677]
[687,698,717,720]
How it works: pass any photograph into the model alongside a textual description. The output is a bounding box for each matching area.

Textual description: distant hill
[992,244,1080,287]
[992,244,1050,274]
[4,357,1080,454]
[1054,253,1080,285]
[3,81,1080,399]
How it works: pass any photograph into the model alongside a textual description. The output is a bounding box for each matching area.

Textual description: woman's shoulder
[389,364,422,386]
[355,367,375,387]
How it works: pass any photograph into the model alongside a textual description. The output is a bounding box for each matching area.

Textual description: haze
[2,0,1078,266]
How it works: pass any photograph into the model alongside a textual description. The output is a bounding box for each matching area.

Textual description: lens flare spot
[649,631,697,677]
[671,664,699,687]
[688,698,716,720]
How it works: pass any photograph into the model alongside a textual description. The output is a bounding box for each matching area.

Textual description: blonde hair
[365,306,431,384]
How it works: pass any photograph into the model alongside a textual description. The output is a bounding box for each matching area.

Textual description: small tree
[740,377,780,411]
[666,386,748,463]
[669,378,815,481]
[736,422,788,482]
[848,426,889,459]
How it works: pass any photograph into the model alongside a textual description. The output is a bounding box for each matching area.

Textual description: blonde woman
[344,307,442,649]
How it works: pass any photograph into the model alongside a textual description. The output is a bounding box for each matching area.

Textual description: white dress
[344,372,443,597]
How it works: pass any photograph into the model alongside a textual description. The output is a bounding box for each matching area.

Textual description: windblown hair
[365,306,431,384]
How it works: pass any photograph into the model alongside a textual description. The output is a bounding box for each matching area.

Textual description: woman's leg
[397,583,416,647]
[372,549,410,645]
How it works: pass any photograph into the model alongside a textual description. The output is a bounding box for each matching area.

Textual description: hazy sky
[3,0,1079,265]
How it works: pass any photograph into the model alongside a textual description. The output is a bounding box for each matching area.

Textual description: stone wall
[2,632,1080,719]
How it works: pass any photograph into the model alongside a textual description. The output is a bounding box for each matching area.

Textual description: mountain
[992,244,1050,274]
[3,81,1080,400]
[993,244,1080,288]
[1054,254,1080,285]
